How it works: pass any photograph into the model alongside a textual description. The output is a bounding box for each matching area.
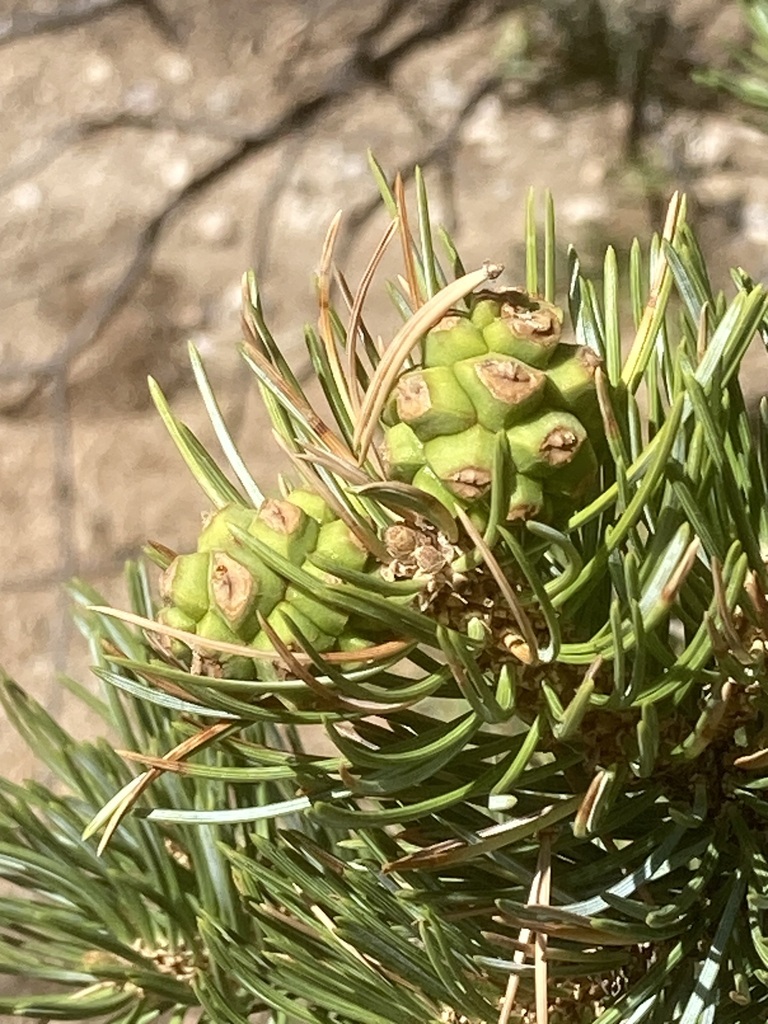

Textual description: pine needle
[317,211,355,422]
[346,217,399,416]
[395,173,421,312]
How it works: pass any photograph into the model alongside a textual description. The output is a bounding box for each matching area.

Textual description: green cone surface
[381,288,603,522]
[158,491,369,672]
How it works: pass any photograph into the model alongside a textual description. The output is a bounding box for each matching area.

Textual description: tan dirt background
[1,0,767,775]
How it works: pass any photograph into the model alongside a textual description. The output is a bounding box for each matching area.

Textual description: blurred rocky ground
[1,0,767,782]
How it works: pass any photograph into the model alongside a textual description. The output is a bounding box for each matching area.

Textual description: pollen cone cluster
[382,289,603,523]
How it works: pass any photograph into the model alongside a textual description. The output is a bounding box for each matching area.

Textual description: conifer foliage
[3,158,768,1023]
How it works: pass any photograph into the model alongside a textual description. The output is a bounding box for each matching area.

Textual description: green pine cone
[545,342,605,450]
[384,365,477,441]
[473,288,563,367]
[381,288,602,523]
[380,421,425,483]
[157,492,372,670]
[505,409,591,478]
[507,473,545,521]
[423,314,487,366]
[422,423,496,500]
[452,354,547,431]
[252,603,334,655]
